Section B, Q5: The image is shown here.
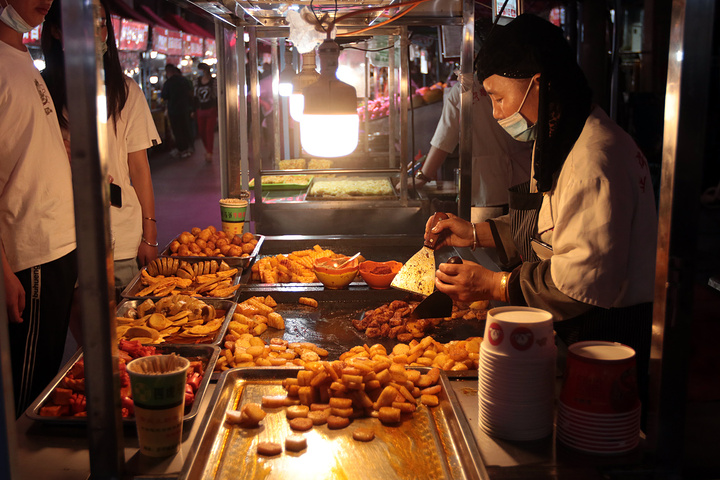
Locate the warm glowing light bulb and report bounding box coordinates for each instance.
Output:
[289,93,304,121]
[300,114,359,157]
[278,82,293,97]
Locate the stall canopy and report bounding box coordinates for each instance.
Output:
[167,13,214,39]
[139,4,178,31]
[106,0,153,25]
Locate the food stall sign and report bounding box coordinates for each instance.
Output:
[22,25,41,45]
[183,33,203,57]
[111,15,121,39]
[118,18,149,51]
[153,26,183,55]
[494,0,519,20]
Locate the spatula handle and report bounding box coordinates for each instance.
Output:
[424,212,449,250]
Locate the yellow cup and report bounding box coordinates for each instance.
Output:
[126,355,190,457]
[219,198,248,236]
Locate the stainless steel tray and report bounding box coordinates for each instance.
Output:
[305,176,397,201]
[121,260,243,301]
[180,368,484,480]
[160,234,265,270]
[25,344,220,426]
[117,298,237,346]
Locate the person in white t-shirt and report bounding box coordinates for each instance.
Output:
[0,0,78,417]
[410,78,532,222]
[42,0,160,303]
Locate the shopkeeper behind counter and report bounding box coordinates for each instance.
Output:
[426,14,657,392]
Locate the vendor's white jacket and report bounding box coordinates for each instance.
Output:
[534,106,657,309]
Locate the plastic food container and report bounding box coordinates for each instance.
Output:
[313,256,360,289]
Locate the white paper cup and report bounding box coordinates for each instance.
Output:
[483,307,554,356]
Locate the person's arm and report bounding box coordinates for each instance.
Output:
[1,243,24,323]
[512,260,594,321]
[397,146,449,191]
[127,150,157,266]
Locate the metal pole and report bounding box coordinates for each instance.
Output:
[238,26,250,193]
[399,27,409,208]
[388,36,396,170]
[62,0,124,477]
[458,0,474,221]
[248,27,263,204]
[216,20,230,198]
[271,39,281,168]
[648,1,715,476]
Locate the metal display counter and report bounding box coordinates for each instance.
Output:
[14,238,650,479]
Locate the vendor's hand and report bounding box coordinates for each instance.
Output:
[435,260,506,303]
[137,242,158,267]
[424,213,474,250]
[4,270,25,323]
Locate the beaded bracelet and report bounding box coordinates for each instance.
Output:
[141,237,159,247]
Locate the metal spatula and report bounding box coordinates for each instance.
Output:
[391,212,449,296]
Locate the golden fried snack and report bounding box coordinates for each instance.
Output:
[256,442,282,456]
[169,226,257,259]
[298,297,318,308]
[250,245,339,284]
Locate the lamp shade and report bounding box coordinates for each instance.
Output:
[299,39,359,157]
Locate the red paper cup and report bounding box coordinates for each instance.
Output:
[560,341,639,415]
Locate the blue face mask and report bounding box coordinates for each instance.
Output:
[0,4,33,34]
[497,77,537,142]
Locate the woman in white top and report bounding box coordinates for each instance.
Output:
[42,0,160,299]
[426,15,657,399]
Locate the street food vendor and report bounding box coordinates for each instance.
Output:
[426,14,657,370]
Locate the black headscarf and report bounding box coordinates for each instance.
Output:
[475,14,592,193]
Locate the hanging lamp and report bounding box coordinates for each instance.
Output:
[278,47,295,97]
[299,38,359,157]
[288,51,320,122]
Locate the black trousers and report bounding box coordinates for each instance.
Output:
[167,111,193,152]
[9,250,77,418]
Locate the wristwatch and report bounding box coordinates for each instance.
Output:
[415,170,432,182]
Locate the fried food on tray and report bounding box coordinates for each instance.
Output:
[137,261,239,299]
[167,226,258,258]
[354,299,488,342]
[116,295,224,345]
[250,245,340,284]
[340,337,482,372]
[298,297,318,308]
[276,357,443,429]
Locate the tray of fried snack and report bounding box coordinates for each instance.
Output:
[161,226,264,270]
[121,258,242,300]
[179,360,484,480]
[248,244,363,285]
[116,296,237,346]
[26,342,219,426]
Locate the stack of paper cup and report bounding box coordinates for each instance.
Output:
[557,341,641,454]
[478,306,556,441]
